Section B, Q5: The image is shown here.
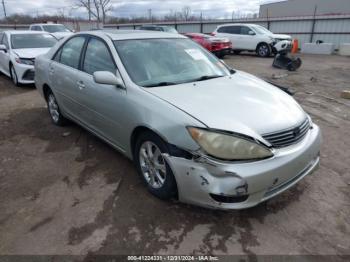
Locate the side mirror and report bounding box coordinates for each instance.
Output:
[248,31,255,36]
[0,44,7,53]
[93,71,124,88]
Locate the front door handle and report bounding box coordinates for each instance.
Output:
[77,80,86,90]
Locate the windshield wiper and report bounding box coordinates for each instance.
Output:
[192,75,224,82]
[143,82,177,87]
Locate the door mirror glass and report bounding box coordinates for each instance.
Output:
[248,30,255,35]
[93,71,124,87]
[0,44,7,52]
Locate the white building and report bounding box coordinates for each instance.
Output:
[260,0,350,18]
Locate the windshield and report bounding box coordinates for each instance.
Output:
[11,34,57,49]
[42,25,71,33]
[252,25,273,35]
[114,38,230,87]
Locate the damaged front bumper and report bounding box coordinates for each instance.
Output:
[164,124,321,210]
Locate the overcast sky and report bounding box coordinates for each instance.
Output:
[2,0,281,19]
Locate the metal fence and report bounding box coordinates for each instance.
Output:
[104,14,350,48]
[1,14,350,48]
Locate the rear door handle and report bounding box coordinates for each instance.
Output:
[77,80,86,90]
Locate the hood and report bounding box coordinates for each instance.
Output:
[272,34,292,40]
[146,71,306,139]
[13,48,51,59]
[51,32,73,40]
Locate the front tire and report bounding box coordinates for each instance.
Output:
[45,89,68,126]
[256,43,271,57]
[134,131,178,200]
[10,64,20,87]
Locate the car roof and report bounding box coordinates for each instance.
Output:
[79,30,185,40]
[3,30,53,35]
[140,25,170,28]
[217,23,258,28]
[31,23,64,26]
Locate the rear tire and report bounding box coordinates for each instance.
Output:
[233,50,241,55]
[134,131,178,200]
[45,89,68,126]
[256,43,271,57]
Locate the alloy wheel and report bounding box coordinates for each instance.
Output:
[139,141,167,189]
[48,94,60,123]
[258,45,269,57]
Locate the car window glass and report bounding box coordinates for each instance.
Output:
[230,26,241,34]
[53,48,62,62]
[59,36,85,69]
[218,26,240,34]
[2,35,9,49]
[83,38,116,75]
[0,33,3,44]
[240,26,251,35]
[217,26,228,33]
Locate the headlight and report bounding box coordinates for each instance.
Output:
[15,58,34,65]
[187,127,273,161]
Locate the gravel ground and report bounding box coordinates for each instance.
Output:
[0,53,349,259]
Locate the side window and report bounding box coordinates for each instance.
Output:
[229,26,240,34]
[240,26,251,35]
[218,26,240,34]
[0,33,3,44]
[2,35,9,49]
[83,38,116,75]
[59,36,86,69]
[217,26,229,33]
[53,48,62,62]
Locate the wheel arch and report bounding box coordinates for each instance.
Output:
[130,126,168,157]
[130,125,193,160]
[42,84,52,101]
[256,42,270,52]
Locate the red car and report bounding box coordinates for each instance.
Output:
[184,33,232,58]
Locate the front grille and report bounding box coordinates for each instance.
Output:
[22,70,35,80]
[209,193,249,203]
[262,118,311,148]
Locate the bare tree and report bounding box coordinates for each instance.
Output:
[99,0,112,24]
[75,0,112,23]
[182,6,191,21]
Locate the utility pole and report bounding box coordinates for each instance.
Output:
[2,0,7,18]
[88,0,91,21]
[148,9,152,23]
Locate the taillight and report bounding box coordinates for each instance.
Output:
[211,42,226,51]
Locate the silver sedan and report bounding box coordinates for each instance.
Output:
[35,31,321,209]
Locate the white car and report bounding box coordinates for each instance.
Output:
[29,23,73,40]
[0,31,57,86]
[212,23,292,57]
